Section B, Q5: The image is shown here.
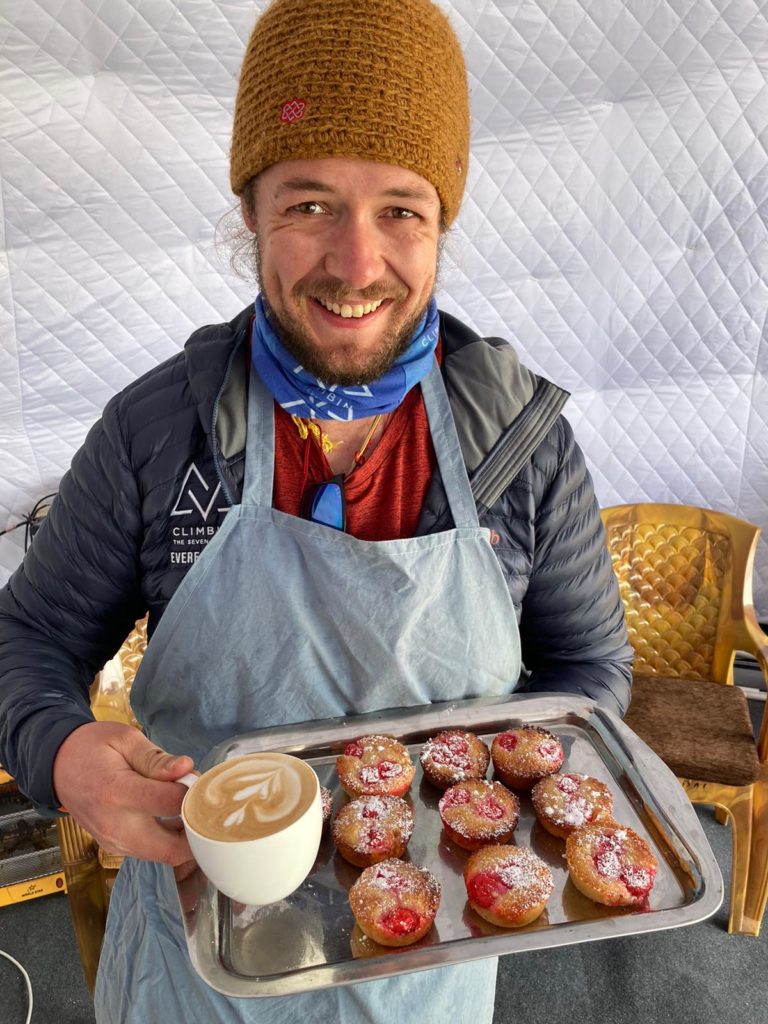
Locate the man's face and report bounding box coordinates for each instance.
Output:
[242,158,442,386]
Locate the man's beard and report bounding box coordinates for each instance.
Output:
[256,253,433,386]
[266,297,430,386]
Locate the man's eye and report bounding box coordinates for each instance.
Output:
[291,201,325,215]
[389,207,416,220]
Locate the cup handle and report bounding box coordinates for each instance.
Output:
[176,773,199,790]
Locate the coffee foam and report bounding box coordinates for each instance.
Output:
[184,753,317,842]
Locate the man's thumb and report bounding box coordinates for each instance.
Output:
[124,733,194,780]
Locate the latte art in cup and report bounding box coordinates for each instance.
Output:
[183,752,318,842]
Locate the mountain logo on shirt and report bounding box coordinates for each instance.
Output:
[170,462,228,523]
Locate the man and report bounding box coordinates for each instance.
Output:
[0,0,632,1020]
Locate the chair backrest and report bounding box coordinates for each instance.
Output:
[600,503,763,684]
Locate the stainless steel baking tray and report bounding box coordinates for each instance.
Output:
[176,694,723,997]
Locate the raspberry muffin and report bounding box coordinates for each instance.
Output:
[419,730,490,790]
[336,735,415,798]
[531,773,613,839]
[320,785,333,830]
[566,822,658,907]
[491,726,564,789]
[349,859,441,947]
[464,845,554,927]
[332,795,414,867]
[438,780,519,850]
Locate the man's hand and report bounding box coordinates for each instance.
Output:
[52,721,195,866]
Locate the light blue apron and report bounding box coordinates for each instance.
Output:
[95,358,521,1023]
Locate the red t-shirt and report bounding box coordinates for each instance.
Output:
[272,367,438,541]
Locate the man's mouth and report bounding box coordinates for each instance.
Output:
[313,297,386,319]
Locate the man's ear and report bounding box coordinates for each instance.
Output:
[240,193,257,233]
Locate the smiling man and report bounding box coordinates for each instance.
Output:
[0,1,632,1022]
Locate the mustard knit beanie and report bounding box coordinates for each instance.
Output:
[230,0,470,226]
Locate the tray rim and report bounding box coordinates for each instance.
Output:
[179,693,724,997]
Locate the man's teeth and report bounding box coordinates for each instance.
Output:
[318,298,385,318]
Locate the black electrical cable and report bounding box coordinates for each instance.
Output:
[0,494,58,552]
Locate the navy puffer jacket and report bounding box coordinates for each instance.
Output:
[0,307,632,809]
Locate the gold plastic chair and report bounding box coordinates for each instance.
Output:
[56,615,148,992]
[601,503,768,935]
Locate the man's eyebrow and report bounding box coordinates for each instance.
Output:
[273,178,336,197]
[273,179,437,205]
[381,186,438,205]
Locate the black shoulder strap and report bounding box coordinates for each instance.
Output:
[469,377,569,511]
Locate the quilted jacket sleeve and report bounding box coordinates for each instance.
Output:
[517,417,633,716]
[0,397,145,810]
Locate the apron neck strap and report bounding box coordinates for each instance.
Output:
[243,359,480,529]
[420,359,479,529]
[243,364,275,506]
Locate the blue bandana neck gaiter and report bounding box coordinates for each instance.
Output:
[250,294,439,421]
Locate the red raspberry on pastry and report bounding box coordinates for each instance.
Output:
[463,845,554,927]
[336,735,415,798]
[348,859,440,947]
[490,726,564,789]
[438,780,520,850]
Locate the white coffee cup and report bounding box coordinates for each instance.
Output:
[179,752,322,905]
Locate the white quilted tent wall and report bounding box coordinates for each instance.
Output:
[1,0,767,616]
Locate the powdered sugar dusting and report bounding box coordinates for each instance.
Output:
[625,866,651,889]
[348,797,412,838]
[533,773,613,835]
[364,860,440,904]
[595,836,624,880]
[562,796,592,827]
[557,775,580,794]
[359,762,403,785]
[537,741,562,762]
[370,861,414,893]
[421,732,471,771]
[498,861,534,890]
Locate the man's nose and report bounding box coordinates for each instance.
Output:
[323,216,386,290]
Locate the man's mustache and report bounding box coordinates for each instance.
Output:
[293,279,408,305]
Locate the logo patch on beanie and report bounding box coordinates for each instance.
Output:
[280,98,307,124]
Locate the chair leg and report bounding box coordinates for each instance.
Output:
[682,780,753,934]
[56,817,110,994]
[722,787,754,934]
[740,773,768,937]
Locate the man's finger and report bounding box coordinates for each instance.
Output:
[103,772,191,819]
[97,815,193,866]
[173,858,198,884]
[157,815,185,833]
[115,729,194,782]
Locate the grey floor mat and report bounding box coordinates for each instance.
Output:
[493,805,765,1024]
